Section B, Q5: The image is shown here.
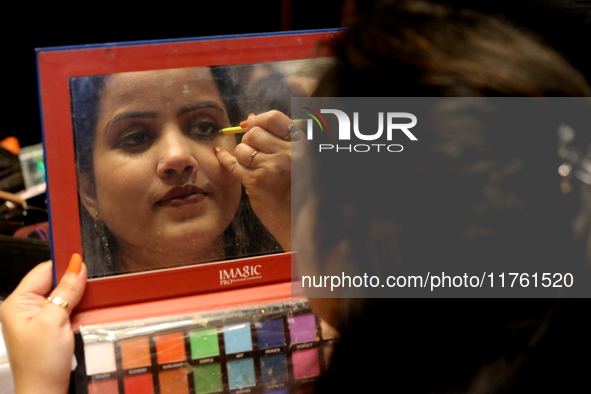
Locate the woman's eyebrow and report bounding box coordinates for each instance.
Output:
[102,111,158,136]
[178,101,226,117]
[101,101,226,135]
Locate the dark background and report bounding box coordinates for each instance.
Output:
[5,1,349,149]
[6,1,589,150]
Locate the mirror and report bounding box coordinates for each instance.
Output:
[37,31,340,310]
[69,59,333,278]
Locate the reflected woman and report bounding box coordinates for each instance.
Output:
[71,67,292,277]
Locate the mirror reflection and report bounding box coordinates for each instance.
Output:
[70,59,332,278]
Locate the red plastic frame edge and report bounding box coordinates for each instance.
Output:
[71,281,304,328]
[37,30,339,311]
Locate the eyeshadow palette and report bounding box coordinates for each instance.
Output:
[73,300,338,394]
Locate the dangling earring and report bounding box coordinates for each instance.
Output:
[558,164,573,194]
[558,124,575,194]
[557,123,591,194]
[94,212,113,267]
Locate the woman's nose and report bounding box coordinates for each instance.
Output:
[157,128,198,178]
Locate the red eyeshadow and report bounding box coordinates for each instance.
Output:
[124,374,154,394]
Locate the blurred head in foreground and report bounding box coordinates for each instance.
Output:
[294,1,591,392]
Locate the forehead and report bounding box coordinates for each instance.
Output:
[99,68,222,112]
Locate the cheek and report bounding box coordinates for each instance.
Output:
[220,170,243,214]
[93,154,152,207]
[219,135,238,152]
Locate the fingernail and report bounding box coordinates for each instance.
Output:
[67,253,82,274]
[239,113,256,129]
[214,146,221,153]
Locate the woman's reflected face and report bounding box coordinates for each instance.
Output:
[89,68,242,269]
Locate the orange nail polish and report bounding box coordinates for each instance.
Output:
[214,146,221,153]
[239,113,256,129]
[67,253,82,274]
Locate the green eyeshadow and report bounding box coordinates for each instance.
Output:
[192,363,223,394]
[189,327,220,360]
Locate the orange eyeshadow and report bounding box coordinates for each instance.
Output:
[154,332,186,365]
[120,336,152,370]
[158,368,189,394]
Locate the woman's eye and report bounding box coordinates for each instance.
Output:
[114,129,152,149]
[188,121,219,139]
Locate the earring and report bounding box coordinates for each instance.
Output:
[558,124,576,194]
[94,212,113,267]
[557,123,591,194]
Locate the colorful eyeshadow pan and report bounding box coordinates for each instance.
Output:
[124,373,154,394]
[189,327,220,360]
[288,313,317,344]
[88,379,118,394]
[193,363,223,394]
[155,332,186,364]
[292,348,320,379]
[227,358,256,389]
[80,302,332,394]
[120,336,151,369]
[260,354,288,384]
[84,342,117,375]
[223,323,253,354]
[159,368,189,394]
[256,318,285,349]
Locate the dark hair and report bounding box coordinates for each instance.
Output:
[315,1,590,98]
[305,1,591,392]
[70,67,281,277]
[308,0,591,286]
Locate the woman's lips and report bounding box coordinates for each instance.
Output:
[156,185,207,207]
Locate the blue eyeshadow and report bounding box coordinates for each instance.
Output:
[255,318,285,349]
[227,358,256,390]
[223,323,253,354]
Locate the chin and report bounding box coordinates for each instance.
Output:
[151,223,226,250]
